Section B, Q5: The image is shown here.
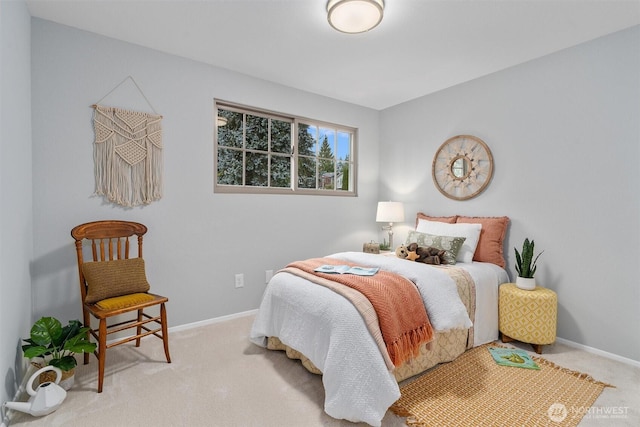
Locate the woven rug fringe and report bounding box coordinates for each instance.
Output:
[532,355,615,388]
[492,343,616,388]
[388,405,425,427]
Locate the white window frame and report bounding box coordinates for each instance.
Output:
[214,100,358,196]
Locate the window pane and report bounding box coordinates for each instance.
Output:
[319,164,337,190]
[246,152,268,186]
[338,161,350,191]
[298,157,316,189]
[246,114,268,151]
[271,155,291,187]
[319,128,335,158]
[337,131,351,162]
[217,148,243,185]
[318,132,335,177]
[217,110,243,148]
[298,123,316,156]
[271,119,291,154]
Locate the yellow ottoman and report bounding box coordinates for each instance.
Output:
[499,283,557,354]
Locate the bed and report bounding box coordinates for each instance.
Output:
[250,214,510,426]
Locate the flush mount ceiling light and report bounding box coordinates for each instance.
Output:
[327,0,384,34]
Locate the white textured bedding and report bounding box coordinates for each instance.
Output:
[249,252,509,426]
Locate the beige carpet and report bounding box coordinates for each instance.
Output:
[5,313,639,427]
[390,344,613,427]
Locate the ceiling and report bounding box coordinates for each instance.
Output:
[26,0,640,110]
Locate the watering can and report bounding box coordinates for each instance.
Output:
[3,365,67,416]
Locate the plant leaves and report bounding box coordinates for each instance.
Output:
[49,355,77,371]
[57,319,83,347]
[22,345,50,359]
[63,332,96,354]
[30,317,62,347]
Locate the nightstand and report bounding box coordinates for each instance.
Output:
[498,283,557,354]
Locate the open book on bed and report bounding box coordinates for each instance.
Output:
[313,264,380,276]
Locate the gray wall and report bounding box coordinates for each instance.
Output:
[1,13,638,409]
[29,19,381,329]
[0,0,33,413]
[379,26,640,362]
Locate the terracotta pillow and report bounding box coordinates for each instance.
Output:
[82,258,150,304]
[415,212,458,228]
[456,216,509,268]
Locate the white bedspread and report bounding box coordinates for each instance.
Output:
[250,252,479,426]
[334,252,473,328]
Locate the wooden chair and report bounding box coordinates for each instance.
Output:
[71,220,171,392]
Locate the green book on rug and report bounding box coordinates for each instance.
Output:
[488,347,540,370]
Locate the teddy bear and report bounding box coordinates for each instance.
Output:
[396,243,425,262]
[395,244,407,258]
[401,242,447,265]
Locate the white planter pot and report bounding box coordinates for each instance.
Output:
[516,277,536,290]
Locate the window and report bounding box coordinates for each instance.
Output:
[215,100,357,196]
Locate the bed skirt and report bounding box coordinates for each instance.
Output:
[266,264,476,382]
[268,327,469,382]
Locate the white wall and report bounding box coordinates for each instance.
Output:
[0,0,33,412]
[4,19,637,408]
[30,19,381,329]
[379,26,640,362]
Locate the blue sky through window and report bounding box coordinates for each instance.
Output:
[306,126,351,161]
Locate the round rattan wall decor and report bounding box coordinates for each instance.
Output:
[432,135,494,201]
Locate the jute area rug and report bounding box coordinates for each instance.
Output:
[390,343,614,427]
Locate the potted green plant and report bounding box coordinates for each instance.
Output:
[22,317,96,390]
[514,238,543,290]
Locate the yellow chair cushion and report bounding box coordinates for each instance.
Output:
[95,292,156,310]
[82,258,150,303]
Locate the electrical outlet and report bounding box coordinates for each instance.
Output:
[235,273,244,288]
[265,270,273,283]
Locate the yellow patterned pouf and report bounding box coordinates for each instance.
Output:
[499,283,557,354]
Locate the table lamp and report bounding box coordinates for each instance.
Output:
[376,201,405,250]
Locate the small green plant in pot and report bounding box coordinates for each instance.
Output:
[22,317,96,389]
[514,238,543,290]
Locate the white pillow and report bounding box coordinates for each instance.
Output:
[416,220,482,263]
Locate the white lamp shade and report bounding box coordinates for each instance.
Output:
[376,201,405,223]
[327,0,384,34]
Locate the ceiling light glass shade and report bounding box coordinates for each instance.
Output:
[327,0,384,34]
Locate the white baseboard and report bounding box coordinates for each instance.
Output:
[555,337,640,368]
[97,309,257,348]
[168,309,258,334]
[2,358,39,426]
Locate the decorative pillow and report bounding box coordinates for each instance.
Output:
[82,258,150,304]
[415,212,457,228]
[405,230,466,265]
[416,220,482,263]
[456,216,510,268]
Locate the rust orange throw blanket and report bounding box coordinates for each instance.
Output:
[286,257,433,366]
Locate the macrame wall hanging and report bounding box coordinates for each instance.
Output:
[92,77,163,207]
